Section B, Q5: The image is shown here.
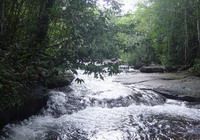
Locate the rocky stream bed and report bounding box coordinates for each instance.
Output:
[1,70,200,140]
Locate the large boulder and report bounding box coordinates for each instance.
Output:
[140,65,165,73]
[165,66,179,72]
[0,71,75,129]
[115,71,200,103]
[134,63,145,69]
[153,88,200,102]
[46,71,75,89]
[0,86,48,130]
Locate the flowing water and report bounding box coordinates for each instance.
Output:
[1,71,200,140]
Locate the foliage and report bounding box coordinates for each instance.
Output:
[133,0,200,66]
[190,59,200,76]
[112,13,158,66]
[0,0,121,109]
[114,0,200,70]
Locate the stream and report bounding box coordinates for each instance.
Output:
[1,71,200,140]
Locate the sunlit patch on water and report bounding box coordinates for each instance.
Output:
[1,71,200,140]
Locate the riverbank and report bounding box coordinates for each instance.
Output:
[115,71,200,102]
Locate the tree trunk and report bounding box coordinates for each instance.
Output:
[27,0,55,76]
[29,0,55,60]
[0,0,5,36]
[168,10,174,60]
[33,0,55,45]
[184,5,189,64]
[197,0,200,57]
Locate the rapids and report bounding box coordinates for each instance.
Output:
[1,71,200,140]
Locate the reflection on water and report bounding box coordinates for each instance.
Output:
[1,71,200,140]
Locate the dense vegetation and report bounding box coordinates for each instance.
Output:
[0,0,200,118]
[113,0,200,73]
[0,0,119,110]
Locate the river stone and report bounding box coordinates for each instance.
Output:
[140,65,165,73]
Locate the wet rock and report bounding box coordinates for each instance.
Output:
[0,86,48,130]
[44,91,86,117]
[46,71,74,89]
[119,65,129,72]
[85,89,166,108]
[115,72,200,102]
[165,66,179,72]
[0,72,74,129]
[165,65,191,72]
[134,63,145,69]
[152,88,200,102]
[178,65,191,71]
[185,102,200,109]
[140,65,165,73]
